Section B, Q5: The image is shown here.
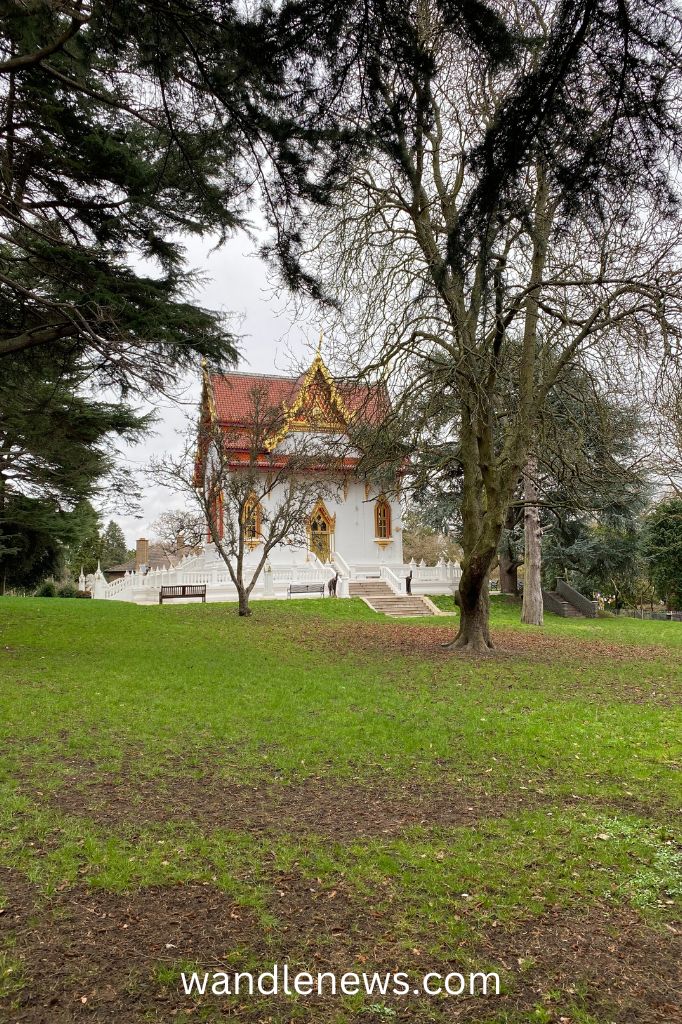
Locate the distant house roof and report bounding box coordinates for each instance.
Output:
[107,544,178,574]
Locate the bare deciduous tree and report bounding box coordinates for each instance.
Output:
[299,1,682,651]
[151,384,340,616]
[151,509,206,555]
[521,458,543,626]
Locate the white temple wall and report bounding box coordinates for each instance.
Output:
[228,474,404,567]
[333,481,404,566]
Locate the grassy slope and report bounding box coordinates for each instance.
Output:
[0,596,680,1022]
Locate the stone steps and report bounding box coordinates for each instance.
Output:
[349,580,433,617]
[545,592,583,616]
[371,604,433,617]
[349,581,392,594]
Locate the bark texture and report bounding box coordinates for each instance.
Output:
[499,556,519,594]
[449,577,493,652]
[521,458,544,625]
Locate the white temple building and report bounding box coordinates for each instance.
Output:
[89,352,460,608]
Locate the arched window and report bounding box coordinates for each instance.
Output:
[308,499,335,563]
[242,493,262,547]
[374,496,392,539]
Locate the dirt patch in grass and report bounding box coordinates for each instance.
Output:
[1,866,680,1023]
[0,866,268,1022]
[35,760,548,835]
[291,619,681,706]
[474,905,682,1024]
[0,866,384,1022]
[20,751,672,835]
[300,619,674,664]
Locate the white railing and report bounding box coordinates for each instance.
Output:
[406,559,461,582]
[351,564,383,579]
[272,566,328,584]
[332,551,352,578]
[104,573,134,596]
[100,548,212,598]
[335,559,462,590]
[307,552,330,572]
[402,559,461,594]
[95,548,462,603]
[380,565,405,594]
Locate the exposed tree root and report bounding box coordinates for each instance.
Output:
[442,627,495,655]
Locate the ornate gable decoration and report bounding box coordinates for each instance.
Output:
[264,352,353,452]
[201,357,218,424]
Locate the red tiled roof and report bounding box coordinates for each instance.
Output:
[210,372,300,425]
[194,362,391,481]
[209,370,389,428]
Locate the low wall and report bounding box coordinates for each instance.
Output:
[557,579,598,618]
[93,553,464,605]
[542,590,567,616]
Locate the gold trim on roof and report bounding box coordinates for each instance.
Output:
[195,360,218,483]
[201,359,218,424]
[264,350,353,452]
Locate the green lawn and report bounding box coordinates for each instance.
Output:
[0,596,680,1023]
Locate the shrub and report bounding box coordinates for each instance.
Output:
[76,590,92,599]
[35,580,57,597]
[57,581,79,598]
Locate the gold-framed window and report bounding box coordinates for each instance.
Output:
[243,493,262,546]
[374,496,392,539]
[307,499,335,563]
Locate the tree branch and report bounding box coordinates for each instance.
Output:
[0,14,89,75]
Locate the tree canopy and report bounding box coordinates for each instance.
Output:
[0,344,146,587]
[100,520,127,569]
[298,0,682,649]
[0,0,355,576]
[0,0,355,387]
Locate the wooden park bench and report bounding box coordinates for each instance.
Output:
[159,584,207,604]
[287,582,325,599]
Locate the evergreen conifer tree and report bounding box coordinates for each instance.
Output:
[100,521,127,569]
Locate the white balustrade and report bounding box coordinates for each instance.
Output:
[332,551,352,578]
[380,565,404,594]
[96,545,461,604]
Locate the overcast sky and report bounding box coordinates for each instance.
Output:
[110,234,318,546]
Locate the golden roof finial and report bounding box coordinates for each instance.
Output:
[316,330,324,357]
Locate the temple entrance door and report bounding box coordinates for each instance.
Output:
[310,502,333,563]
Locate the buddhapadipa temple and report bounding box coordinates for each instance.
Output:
[87,351,460,608]
[201,350,403,571]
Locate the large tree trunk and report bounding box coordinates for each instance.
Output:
[521,459,543,625]
[444,403,502,654]
[452,568,493,652]
[515,168,550,625]
[443,166,550,654]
